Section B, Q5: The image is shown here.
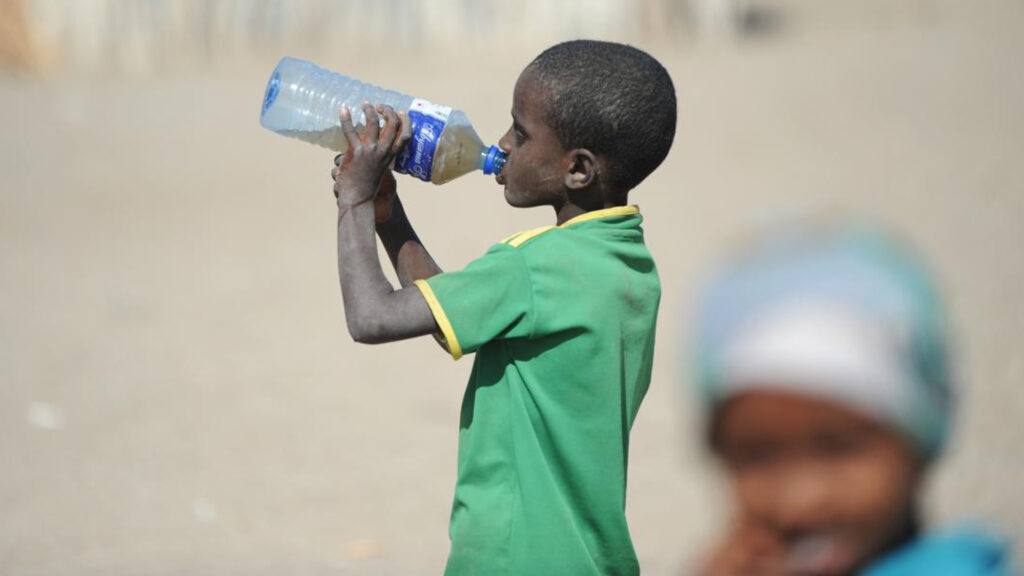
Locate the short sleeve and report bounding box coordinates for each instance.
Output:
[414,243,534,360]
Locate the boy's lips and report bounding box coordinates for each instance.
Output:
[784,533,855,576]
[495,170,506,185]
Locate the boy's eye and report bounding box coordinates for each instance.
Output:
[513,125,527,143]
[725,441,780,471]
[812,430,868,458]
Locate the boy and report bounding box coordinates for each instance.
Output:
[691,220,1009,575]
[329,41,676,575]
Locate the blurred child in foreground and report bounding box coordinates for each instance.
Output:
[690,219,1010,575]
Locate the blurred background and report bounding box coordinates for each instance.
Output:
[1,0,1022,574]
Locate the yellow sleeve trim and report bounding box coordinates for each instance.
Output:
[559,205,639,228]
[414,279,463,361]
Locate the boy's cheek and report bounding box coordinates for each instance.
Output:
[840,446,917,530]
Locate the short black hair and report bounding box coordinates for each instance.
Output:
[529,40,677,192]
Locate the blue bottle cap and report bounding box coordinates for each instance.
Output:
[262,69,281,117]
[483,146,507,175]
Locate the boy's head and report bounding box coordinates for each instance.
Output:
[693,218,954,575]
[497,40,676,208]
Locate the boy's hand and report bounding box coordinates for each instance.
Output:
[698,519,785,576]
[331,102,411,209]
[332,161,398,225]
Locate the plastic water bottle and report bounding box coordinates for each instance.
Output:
[260,57,506,185]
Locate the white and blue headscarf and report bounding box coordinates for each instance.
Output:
[694,220,955,461]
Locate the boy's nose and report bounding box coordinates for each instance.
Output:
[772,468,833,531]
[497,129,512,153]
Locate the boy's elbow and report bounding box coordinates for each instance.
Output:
[345,312,386,344]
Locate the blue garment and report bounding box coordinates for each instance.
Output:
[863,529,1010,576]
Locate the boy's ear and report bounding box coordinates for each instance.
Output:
[564,149,598,190]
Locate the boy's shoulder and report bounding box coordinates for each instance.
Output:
[864,528,1009,576]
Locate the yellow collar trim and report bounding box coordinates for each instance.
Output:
[503,225,556,248]
[501,206,640,248]
[559,205,639,228]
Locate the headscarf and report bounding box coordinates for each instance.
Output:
[694,219,954,461]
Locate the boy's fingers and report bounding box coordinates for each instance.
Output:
[378,105,399,151]
[394,111,413,153]
[332,155,345,180]
[362,101,379,146]
[339,107,360,151]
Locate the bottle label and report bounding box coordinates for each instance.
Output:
[395,99,452,182]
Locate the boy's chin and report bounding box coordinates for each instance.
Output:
[503,187,557,209]
[503,188,534,208]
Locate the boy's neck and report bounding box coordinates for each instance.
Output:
[554,194,629,226]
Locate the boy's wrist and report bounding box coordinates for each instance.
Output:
[336,195,376,222]
[335,179,376,205]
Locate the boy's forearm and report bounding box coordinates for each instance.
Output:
[336,194,436,343]
[376,197,443,286]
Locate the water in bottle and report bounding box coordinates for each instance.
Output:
[260,57,506,185]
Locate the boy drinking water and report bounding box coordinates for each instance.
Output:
[329,40,676,575]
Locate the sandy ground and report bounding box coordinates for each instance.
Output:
[2,5,1023,575]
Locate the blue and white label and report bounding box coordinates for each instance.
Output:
[395,99,451,182]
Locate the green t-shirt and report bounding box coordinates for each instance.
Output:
[414,205,660,576]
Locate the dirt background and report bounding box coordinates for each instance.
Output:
[1,1,1022,574]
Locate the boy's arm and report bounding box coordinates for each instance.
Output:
[332,103,438,344]
[373,173,443,287]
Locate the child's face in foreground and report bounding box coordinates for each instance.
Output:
[712,391,920,576]
[496,66,571,208]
